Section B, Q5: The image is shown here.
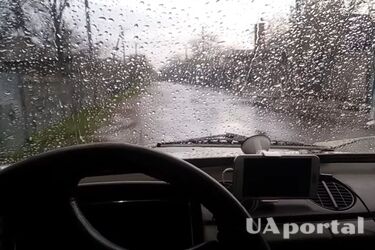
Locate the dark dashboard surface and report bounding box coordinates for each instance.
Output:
[77,153,375,249]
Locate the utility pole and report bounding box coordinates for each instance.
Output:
[120,26,126,62]
[84,0,96,106]
[113,26,126,63]
[122,41,126,62]
[201,26,205,52]
[84,0,94,58]
[185,45,188,60]
[134,42,138,55]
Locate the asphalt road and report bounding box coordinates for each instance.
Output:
[96,81,375,147]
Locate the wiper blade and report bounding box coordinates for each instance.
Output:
[271,139,334,151]
[315,136,375,150]
[156,133,246,147]
[271,139,315,147]
[156,133,334,151]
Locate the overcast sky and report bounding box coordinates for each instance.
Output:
[67,0,295,67]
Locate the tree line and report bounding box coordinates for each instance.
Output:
[0,0,155,86]
[160,0,375,108]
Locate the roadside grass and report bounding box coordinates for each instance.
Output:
[7,85,143,163]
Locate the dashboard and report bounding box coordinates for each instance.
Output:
[77,153,375,249]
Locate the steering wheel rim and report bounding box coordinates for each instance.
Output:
[0,143,269,250]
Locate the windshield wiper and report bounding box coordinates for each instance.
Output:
[315,135,375,150]
[155,133,334,151]
[155,133,246,147]
[270,139,334,151]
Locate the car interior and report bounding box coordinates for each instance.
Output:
[0,143,375,250]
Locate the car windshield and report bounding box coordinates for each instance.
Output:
[1,0,375,164]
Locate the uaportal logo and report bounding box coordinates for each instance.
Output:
[247,217,364,239]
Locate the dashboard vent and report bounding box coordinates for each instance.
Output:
[311,178,355,211]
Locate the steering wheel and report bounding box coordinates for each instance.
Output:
[0,143,269,250]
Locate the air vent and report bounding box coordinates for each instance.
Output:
[311,178,355,211]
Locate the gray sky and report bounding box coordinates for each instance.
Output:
[67,0,295,67]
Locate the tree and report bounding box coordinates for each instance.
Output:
[0,0,73,66]
[259,0,371,100]
[189,28,222,59]
[0,0,35,42]
[45,0,70,64]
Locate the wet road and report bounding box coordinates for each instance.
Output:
[97,81,375,146]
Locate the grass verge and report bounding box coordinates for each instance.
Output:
[5,85,143,163]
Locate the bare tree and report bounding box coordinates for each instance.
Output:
[0,0,28,40]
[46,0,70,64]
[189,28,222,58]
